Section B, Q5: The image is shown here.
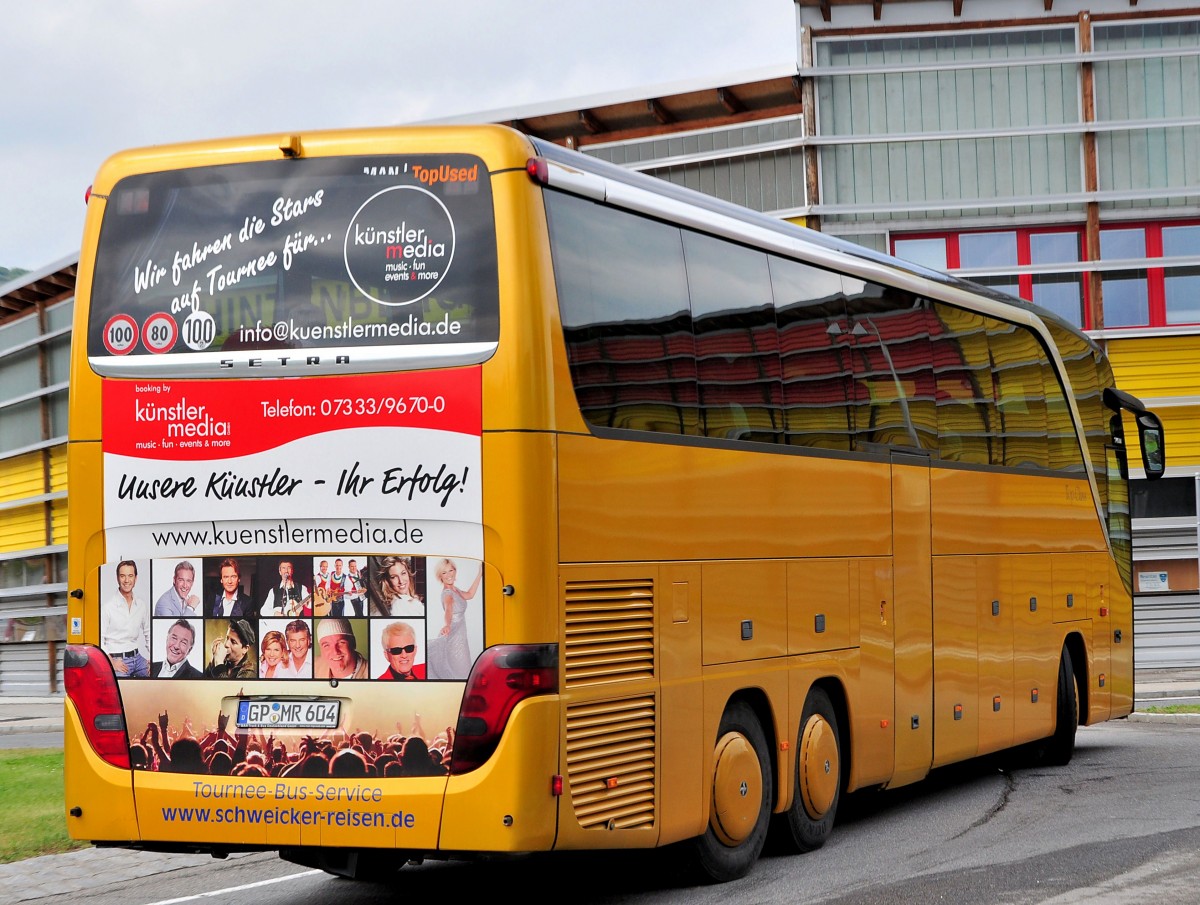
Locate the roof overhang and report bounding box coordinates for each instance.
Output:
[0,253,78,321]
[421,62,803,147]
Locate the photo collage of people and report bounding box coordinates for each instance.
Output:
[99,554,484,683]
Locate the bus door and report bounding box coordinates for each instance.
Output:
[888,450,934,788]
[844,293,937,788]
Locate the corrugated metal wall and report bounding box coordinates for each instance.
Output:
[1136,592,1200,668]
[0,643,62,695]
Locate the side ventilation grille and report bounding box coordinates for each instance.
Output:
[563,578,655,687]
[566,695,656,830]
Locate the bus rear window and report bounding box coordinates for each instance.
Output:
[87,155,499,377]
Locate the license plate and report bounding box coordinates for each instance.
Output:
[236,698,341,729]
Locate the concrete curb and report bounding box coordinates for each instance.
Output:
[1127,711,1200,725]
[0,722,61,736]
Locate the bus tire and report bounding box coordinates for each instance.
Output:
[1044,645,1079,766]
[779,687,841,852]
[688,701,773,883]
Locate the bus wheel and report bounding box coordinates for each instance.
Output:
[689,701,772,883]
[1044,645,1079,766]
[782,687,841,852]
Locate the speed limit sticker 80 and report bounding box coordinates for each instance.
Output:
[142,312,178,354]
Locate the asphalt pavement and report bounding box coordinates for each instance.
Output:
[3,669,1200,903]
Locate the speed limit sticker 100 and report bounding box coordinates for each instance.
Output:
[102,313,139,356]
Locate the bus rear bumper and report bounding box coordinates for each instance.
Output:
[64,699,139,842]
[439,696,560,852]
[66,696,561,856]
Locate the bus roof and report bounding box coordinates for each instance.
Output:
[528,136,1101,358]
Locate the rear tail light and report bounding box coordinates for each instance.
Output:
[64,644,130,769]
[449,644,557,775]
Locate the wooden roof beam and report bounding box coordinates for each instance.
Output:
[578,109,604,134]
[819,0,831,22]
[954,0,964,14]
[40,273,74,292]
[6,287,42,305]
[717,87,746,115]
[873,0,883,19]
[646,98,675,126]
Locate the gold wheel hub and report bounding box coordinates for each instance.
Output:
[799,714,838,820]
[710,730,763,846]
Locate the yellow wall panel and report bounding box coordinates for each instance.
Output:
[0,453,46,503]
[48,443,68,492]
[0,503,47,553]
[0,446,67,553]
[51,497,68,546]
[1108,336,1200,399]
[1150,406,1200,468]
[1107,337,1200,467]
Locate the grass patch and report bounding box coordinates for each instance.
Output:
[1140,704,1200,714]
[0,750,88,863]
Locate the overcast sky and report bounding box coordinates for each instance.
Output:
[3,0,797,271]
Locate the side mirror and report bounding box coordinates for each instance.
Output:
[1103,387,1166,480]
[1137,412,1165,478]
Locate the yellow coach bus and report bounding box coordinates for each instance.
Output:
[65,124,1165,883]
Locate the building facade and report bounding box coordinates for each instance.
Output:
[462,0,1200,666]
[0,258,73,692]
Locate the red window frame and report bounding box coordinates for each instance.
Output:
[892,220,1200,330]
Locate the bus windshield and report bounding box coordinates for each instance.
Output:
[88,154,499,377]
[75,144,501,786]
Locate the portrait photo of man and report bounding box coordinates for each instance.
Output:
[150,618,202,679]
[261,559,308,617]
[207,558,252,619]
[375,620,426,681]
[314,617,369,680]
[101,559,150,678]
[153,560,202,617]
[283,619,314,678]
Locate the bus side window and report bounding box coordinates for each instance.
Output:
[987,319,1049,470]
[1044,363,1086,475]
[683,232,782,444]
[770,257,855,452]
[843,285,938,453]
[931,303,993,466]
[547,191,701,437]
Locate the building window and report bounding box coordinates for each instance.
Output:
[958,231,1019,297]
[892,237,947,271]
[1029,231,1084,326]
[1162,224,1200,325]
[893,220,1200,330]
[1099,228,1149,327]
